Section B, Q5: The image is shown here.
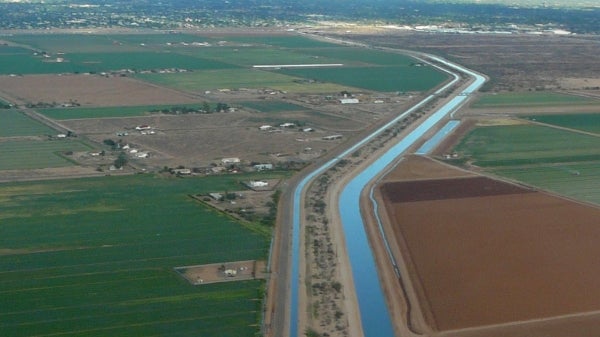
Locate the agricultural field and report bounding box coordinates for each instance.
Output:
[136,68,356,94]
[0,110,55,136]
[524,112,600,134]
[449,123,600,204]
[494,162,600,204]
[1,33,447,94]
[471,91,597,108]
[0,139,92,170]
[4,34,146,53]
[297,47,418,66]
[241,100,306,113]
[277,66,447,92]
[453,124,600,167]
[39,103,215,120]
[221,35,339,48]
[0,173,273,337]
[177,46,346,67]
[0,74,203,107]
[380,168,600,335]
[0,51,236,75]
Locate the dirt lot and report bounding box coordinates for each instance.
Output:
[376,157,600,336]
[175,260,267,285]
[61,107,368,168]
[0,74,201,106]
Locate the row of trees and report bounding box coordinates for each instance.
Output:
[149,102,231,115]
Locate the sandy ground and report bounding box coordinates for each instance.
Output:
[371,156,600,337]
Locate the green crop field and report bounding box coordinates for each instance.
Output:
[278,65,447,92]
[472,92,597,108]
[67,51,237,72]
[0,54,75,74]
[113,33,218,47]
[137,68,355,93]
[5,34,145,53]
[454,124,600,167]
[450,123,600,204]
[0,45,30,55]
[301,47,417,66]
[40,103,216,120]
[0,174,273,337]
[224,35,338,48]
[0,139,92,170]
[524,113,600,134]
[0,52,236,75]
[241,100,306,113]
[0,110,55,136]
[493,162,600,204]
[178,46,347,67]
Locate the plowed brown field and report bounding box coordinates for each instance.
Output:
[378,157,600,336]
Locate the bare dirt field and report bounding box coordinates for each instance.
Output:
[61,108,367,168]
[377,157,600,336]
[0,74,201,106]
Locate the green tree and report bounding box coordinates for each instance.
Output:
[202,101,211,113]
[113,152,128,168]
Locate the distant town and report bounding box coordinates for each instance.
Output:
[0,0,598,34]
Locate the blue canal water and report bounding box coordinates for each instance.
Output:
[289,53,485,337]
[415,120,461,155]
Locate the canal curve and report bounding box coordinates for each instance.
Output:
[289,53,485,337]
[338,58,485,337]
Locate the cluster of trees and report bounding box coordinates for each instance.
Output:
[149,102,231,115]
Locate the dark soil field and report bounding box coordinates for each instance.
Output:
[379,160,600,335]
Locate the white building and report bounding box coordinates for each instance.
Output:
[340,98,359,104]
[221,157,241,165]
[249,180,268,188]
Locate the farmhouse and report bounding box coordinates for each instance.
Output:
[259,125,273,131]
[135,125,152,131]
[279,122,295,128]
